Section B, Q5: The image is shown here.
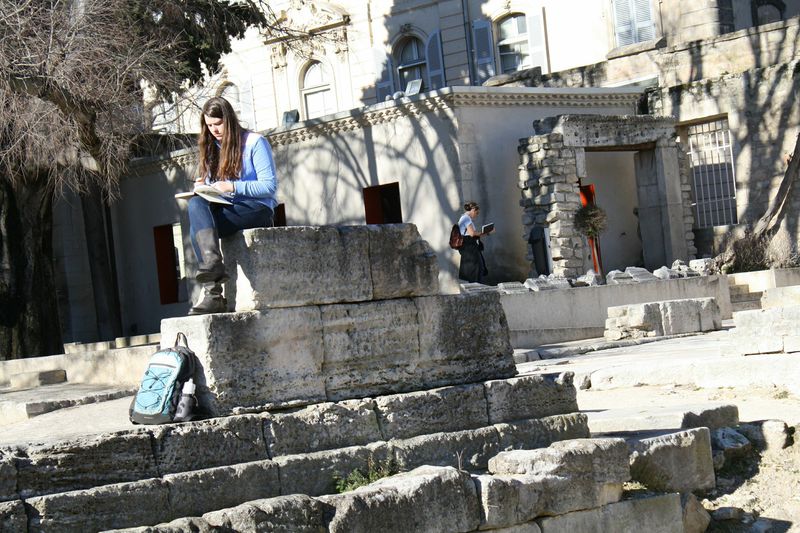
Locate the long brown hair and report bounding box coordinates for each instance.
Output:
[198,96,244,181]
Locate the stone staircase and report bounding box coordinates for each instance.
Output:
[728,281,762,313]
[0,225,720,532]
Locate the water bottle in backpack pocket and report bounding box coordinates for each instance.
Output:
[129,332,199,424]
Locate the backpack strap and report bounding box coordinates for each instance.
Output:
[174,332,189,349]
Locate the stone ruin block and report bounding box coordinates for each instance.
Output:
[161,307,327,415]
[161,293,516,416]
[152,415,267,475]
[162,460,280,519]
[653,266,681,280]
[604,297,721,341]
[222,224,438,311]
[14,431,158,499]
[373,384,489,440]
[605,270,635,284]
[275,443,392,497]
[319,466,481,533]
[628,428,716,493]
[475,439,630,528]
[484,373,578,424]
[264,399,382,457]
[202,494,328,532]
[497,281,531,294]
[26,478,172,533]
[732,305,800,354]
[0,501,26,533]
[536,493,683,533]
[625,266,659,283]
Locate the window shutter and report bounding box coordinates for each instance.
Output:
[426,31,446,90]
[239,78,256,130]
[471,19,495,84]
[613,0,634,47]
[526,10,547,73]
[375,50,394,102]
[633,0,655,41]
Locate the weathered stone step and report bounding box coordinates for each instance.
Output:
[585,402,739,434]
[161,292,516,416]
[730,290,762,303]
[0,373,579,503]
[728,283,751,297]
[731,299,762,313]
[8,413,589,532]
[0,384,137,427]
[104,440,684,533]
[8,370,66,390]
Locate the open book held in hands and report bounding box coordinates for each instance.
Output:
[174,184,233,205]
[482,223,494,234]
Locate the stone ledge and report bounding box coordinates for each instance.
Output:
[222,224,438,311]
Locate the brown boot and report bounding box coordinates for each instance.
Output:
[194,228,229,284]
[188,282,227,315]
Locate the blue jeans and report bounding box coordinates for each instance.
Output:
[188,196,274,263]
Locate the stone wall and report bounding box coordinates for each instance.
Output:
[518,114,695,277]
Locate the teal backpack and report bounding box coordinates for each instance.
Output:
[129,332,198,424]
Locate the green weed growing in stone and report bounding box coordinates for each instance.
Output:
[334,459,398,493]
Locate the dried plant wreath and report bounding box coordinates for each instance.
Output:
[574,204,608,239]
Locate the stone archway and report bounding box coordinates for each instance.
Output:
[518,114,696,278]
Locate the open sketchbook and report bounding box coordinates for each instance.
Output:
[174,185,232,205]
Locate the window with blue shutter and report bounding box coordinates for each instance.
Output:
[375,50,394,103]
[472,19,495,84]
[426,31,445,90]
[613,0,655,47]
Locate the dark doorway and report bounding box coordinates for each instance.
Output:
[153,224,179,305]
[363,182,402,224]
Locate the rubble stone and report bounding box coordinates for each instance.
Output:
[681,493,711,533]
[625,266,660,282]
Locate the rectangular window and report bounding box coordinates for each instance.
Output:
[686,119,738,228]
[613,0,655,47]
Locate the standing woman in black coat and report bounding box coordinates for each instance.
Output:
[457,201,493,282]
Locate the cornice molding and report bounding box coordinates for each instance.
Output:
[128,150,198,176]
[268,89,642,147]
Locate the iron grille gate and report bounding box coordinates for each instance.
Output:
[687,119,738,228]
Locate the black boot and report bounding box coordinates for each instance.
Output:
[195,228,229,283]
[188,281,227,315]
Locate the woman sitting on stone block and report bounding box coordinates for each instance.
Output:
[187,96,279,315]
[457,201,493,283]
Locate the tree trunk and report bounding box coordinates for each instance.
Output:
[81,183,123,341]
[0,173,63,359]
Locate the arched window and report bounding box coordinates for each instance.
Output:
[753,0,784,25]
[497,14,531,74]
[397,37,427,92]
[219,83,241,115]
[302,61,335,119]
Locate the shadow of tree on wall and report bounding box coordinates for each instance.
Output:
[659,17,800,260]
